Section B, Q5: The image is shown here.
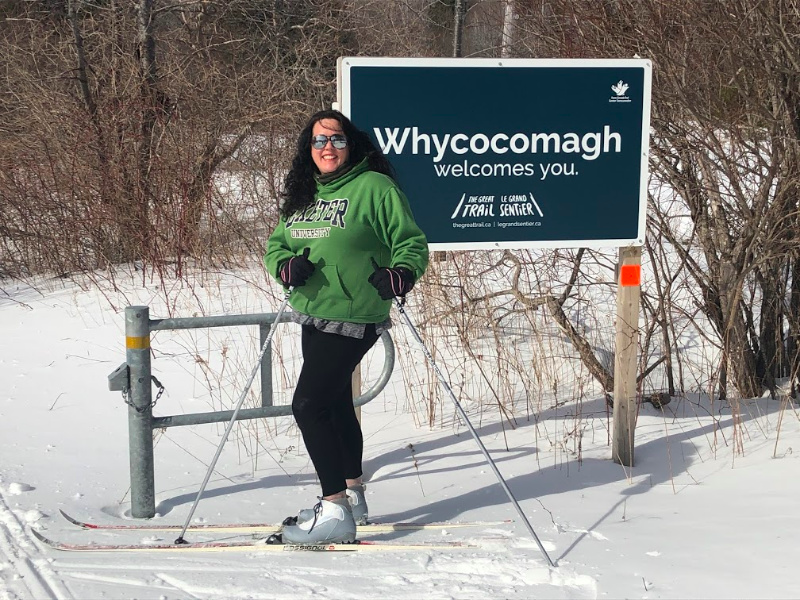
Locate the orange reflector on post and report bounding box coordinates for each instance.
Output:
[620,264,641,287]
[126,336,150,350]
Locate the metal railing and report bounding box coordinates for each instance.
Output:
[110,305,395,518]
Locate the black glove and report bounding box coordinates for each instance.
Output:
[279,248,315,288]
[368,265,415,300]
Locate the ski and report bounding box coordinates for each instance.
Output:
[59,510,510,534]
[31,529,478,553]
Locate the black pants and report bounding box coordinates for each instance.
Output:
[292,324,379,497]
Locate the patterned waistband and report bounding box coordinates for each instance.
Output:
[288,312,392,339]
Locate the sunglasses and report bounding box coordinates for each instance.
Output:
[311,134,348,150]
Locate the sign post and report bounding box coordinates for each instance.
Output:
[613,246,642,467]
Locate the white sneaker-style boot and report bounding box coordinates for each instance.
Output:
[346,484,369,525]
[283,487,367,527]
[281,498,356,544]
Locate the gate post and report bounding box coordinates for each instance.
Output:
[126,306,156,518]
[259,323,273,407]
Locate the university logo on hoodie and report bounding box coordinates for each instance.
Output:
[286,198,350,238]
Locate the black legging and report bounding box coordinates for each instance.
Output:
[291,324,379,497]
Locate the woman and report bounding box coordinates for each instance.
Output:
[265,109,429,544]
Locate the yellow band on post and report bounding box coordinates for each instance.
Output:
[126,336,150,350]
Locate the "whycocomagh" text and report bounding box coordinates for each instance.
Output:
[373,126,622,163]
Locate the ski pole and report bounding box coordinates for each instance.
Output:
[175,286,293,544]
[391,295,556,567]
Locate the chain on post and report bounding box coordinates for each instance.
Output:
[122,376,165,413]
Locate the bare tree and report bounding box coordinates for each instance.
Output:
[0,0,364,277]
[3,0,799,408]
[510,0,800,398]
[501,0,515,58]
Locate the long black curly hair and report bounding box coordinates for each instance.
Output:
[279,109,397,219]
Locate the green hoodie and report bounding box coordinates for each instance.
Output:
[265,159,429,323]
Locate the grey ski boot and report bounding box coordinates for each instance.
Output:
[346,484,369,525]
[280,498,356,545]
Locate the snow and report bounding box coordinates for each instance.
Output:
[1,269,799,600]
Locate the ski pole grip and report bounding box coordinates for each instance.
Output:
[370,257,379,272]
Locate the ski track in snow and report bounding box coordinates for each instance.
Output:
[0,489,72,600]
[5,503,597,600]
[156,573,278,599]
[43,546,598,600]
[64,572,173,592]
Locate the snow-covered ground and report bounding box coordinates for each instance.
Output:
[1,270,798,599]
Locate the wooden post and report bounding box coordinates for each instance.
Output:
[612,246,642,467]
